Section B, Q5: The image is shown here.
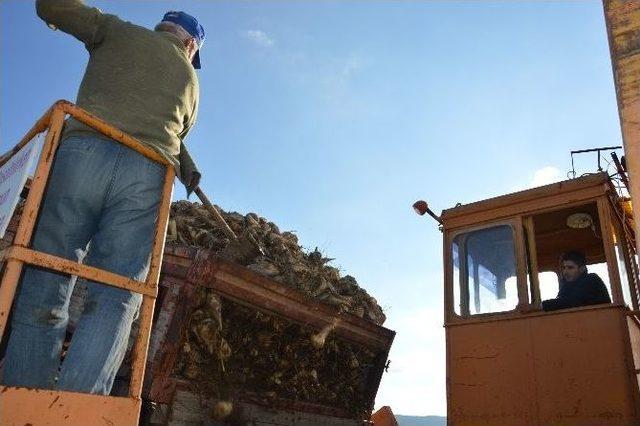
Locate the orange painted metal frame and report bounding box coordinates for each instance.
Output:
[0,100,175,425]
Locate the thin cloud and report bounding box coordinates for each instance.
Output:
[530,166,562,187]
[319,54,367,104]
[243,30,274,47]
[508,165,564,195]
[340,55,363,79]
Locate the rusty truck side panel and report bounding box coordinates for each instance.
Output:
[145,244,395,421]
[447,305,639,425]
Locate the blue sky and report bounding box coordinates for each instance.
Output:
[1,0,622,416]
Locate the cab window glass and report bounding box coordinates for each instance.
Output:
[590,263,614,300]
[452,225,518,315]
[452,242,461,315]
[539,271,559,300]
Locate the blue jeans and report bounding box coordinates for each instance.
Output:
[1,134,165,394]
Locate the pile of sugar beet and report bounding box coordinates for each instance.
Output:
[166,200,386,417]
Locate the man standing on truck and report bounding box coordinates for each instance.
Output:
[1,0,204,395]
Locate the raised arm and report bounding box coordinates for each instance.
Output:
[35,0,110,50]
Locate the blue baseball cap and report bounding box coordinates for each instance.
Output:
[161,11,205,69]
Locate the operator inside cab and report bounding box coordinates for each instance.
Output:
[542,250,612,311]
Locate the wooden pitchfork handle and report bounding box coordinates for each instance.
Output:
[193,186,238,241]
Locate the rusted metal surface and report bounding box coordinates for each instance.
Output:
[603,0,640,256]
[146,274,198,404]
[129,295,157,398]
[0,386,141,425]
[143,277,186,402]
[612,151,631,191]
[447,305,639,425]
[160,245,395,350]
[146,277,186,377]
[144,245,197,404]
[144,243,394,418]
[187,249,395,350]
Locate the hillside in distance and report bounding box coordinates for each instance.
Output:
[396,415,446,426]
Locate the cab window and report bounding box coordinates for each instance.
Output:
[529,202,614,307]
[452,225,519,315]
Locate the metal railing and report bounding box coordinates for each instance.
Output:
[0,100,175,425]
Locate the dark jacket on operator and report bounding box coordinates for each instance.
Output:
[542,272,612,311]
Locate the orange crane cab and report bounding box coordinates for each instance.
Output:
[439,173,640,425]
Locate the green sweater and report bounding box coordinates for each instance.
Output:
[36,0,200,187]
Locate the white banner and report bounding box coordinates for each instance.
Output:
[0,134,43,239]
